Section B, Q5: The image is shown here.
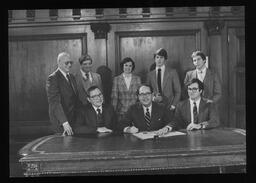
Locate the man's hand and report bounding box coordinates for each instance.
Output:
[186,123,201,131]
[170,105,175,110]
[97,127,113,133]
[206,99,213,103]
[62,122,73,136]
[125,126,139,134]
[155,126,171,136]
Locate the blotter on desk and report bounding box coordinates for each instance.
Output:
[132,131,185,140]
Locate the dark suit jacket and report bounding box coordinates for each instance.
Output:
[75,71,102,106]
[147,67,181,108]
[120,102,173,132]
[74,103,117,134]
[168,98,220,130]
[184,68,222,103]
[46,69,80,133]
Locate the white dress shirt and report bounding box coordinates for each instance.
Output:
[155,65,165,87]
[142,104,152,117]
[189,98,201,124]
[196,67,207,82]
[80,69,92,82]
[92,105,103,114]
[123,73,132,90]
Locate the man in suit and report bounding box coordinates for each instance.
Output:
[46,52,81,136]
[120,84,173,134]
[75,54,102,106]
[74,86,116,134]
[147,48,181,111]
[184,51,221,103]
[157,78,220,135]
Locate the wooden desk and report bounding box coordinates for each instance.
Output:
[18,128,246,176]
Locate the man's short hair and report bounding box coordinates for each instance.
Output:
[136,84,153,96]
[191,51,206,61]
[57,52,70,63]
[120,57,135,72]
[79,54,92,65]
[154,48,168,60]
[187,78,204,92]
[86,85,102,97]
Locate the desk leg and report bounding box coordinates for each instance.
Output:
[219,166,226,174]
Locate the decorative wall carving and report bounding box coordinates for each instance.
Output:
[204,20,225,35]
[90,23,111,39]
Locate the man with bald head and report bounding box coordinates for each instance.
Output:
[46,52,81,136]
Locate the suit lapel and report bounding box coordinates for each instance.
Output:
[185,100,191,124]
[56,70,71,90]
[192,69,197,79]
[198,99,206,122]
[162,68,169,90]
[120,75,128,91]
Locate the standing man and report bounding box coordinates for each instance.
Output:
[46,52,80,136]
[74,86,116,134]
[147,48,181,111]
[75,54,102,106]
[120,84,173,134]
[184,51,221,103]
[157,78,220,135]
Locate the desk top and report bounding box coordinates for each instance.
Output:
[19,128,246,162]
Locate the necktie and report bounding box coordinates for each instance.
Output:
[145,108,151,128]
[66,73,76,95]
[193,102,198,124]
[157,68,162,94]
[85,72,89,80]
[96,108,103,127]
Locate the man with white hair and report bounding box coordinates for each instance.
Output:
[46,52,81,136]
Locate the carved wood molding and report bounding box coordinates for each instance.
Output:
[204,20,225,35]
[90,23,111,39]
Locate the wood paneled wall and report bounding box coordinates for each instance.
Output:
[8,8,245,136]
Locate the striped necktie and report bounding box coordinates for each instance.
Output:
[145,108,151,128]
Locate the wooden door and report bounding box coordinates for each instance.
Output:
[228,27,245,129]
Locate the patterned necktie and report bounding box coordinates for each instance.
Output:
[145,108,151,128]
[66,73,76,95]
[96,108,103,127]
[193,102,198,124]
[157,68,162,94]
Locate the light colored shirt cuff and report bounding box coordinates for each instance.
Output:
[166,125,172,132]
[62,121,69,126]
[123,126,130,133]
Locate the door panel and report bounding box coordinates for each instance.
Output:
[119,34,198,86]
[228,27,245,129]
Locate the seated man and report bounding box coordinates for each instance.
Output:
[120,84,173,134]
[74,86,116,134]
[157,78,220,135]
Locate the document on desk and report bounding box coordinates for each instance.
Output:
[132,131,186,140]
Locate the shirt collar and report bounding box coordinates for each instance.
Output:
[142,104,152,113]
[155,64,165,71]
[122,73,132,78]
[80,69,90,76]
[58,68,68,78]
[196,66,206,74]
[92,105,102,113]
[189,97,201,106]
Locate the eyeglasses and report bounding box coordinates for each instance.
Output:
[188,87,199,92]
[65,61,73,65]
[90,93,103,99]
[138,92,152,97]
